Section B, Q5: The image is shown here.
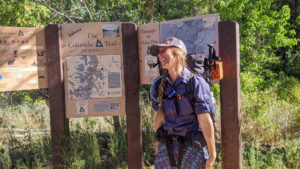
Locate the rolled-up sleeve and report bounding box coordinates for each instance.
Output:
[193,75,211,115]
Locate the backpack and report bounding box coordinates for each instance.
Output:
[186,44,221,85]
[185,44,221,140]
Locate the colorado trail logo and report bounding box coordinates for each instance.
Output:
[18,30,24,36]
[80,107,85,112]
[96,39,103,47]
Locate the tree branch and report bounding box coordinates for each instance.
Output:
[80,0,94,22]
[40,2,86,22]
[45,5,76,23]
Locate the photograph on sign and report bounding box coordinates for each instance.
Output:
[66,55,122,99]
[102,24,120,37]
[0,27,47,91]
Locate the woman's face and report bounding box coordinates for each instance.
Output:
[157,47,177,70]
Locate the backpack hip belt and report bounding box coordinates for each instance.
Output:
[155,127,206,168]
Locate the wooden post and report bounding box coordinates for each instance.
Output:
[122,23,143,169]
[219,21,242,169]
[45,24,69,169]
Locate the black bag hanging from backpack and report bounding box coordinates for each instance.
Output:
[186,44,220,85]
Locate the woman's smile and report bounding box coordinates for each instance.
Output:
[158,47,176,70]
[160,58,168,66]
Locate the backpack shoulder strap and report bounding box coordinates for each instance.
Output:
[186,74,221,140]
[186,75,196,110]
[150,76,162,103]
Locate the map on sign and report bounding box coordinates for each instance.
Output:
[66,55,122,99]
[161,16,217,57]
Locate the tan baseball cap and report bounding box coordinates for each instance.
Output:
[150,37,187,56]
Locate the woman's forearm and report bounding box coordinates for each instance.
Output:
[197,113,216,161]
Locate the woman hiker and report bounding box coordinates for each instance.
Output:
[150,37,216,169]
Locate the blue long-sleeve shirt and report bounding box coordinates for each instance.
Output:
[151,67,211,136]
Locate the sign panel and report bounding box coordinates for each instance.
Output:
[138,14,219,84]
[137,23,160,84]
[0,27,47,91]
[161,14,219,57]
[61,22,125,118]
[61,23,122,58]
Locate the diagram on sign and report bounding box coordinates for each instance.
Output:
[145,55,158,76]
[67,55,122,99]
[161,17,217,57]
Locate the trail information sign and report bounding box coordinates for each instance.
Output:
[61,22,125,118]
[137,23,160,84]
[0,27,47,91]
[138,14,219,84]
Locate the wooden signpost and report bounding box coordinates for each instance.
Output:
[219,21,242,169]
[45,24,69,168]
[122,23,143,169]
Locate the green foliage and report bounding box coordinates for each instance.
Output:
[107,118,128,168]
[61,117,129,169]
[140,91,156,166]
[0,90,48,108]
[38,0,143,23]
[0,0,53,27]
[0,146,11,169]
[153,0,199,21]
[275,74,300,103]
[284,139,300,168]
[241,77,299,144]
[275,45,300,79]
[1,132,52,169]
[95,0,141,22]
[214,0,298,80]
[210,83,220,100]
[0,102,49,130]
[242,141,300,169]
[64,132,101,169]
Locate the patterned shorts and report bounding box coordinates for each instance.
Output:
[155,142,209,169]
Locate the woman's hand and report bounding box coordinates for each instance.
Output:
[197,113,216,169]
[205,155,216,169]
